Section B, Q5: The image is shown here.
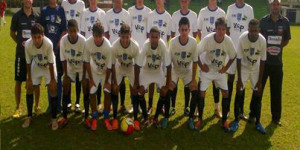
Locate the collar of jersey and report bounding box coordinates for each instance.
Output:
[68,0,77,5]
[235,3,245,9]
[95,39,104,47]
[214,33,225,44]
[179,36,189,46]
[120,40,131,49]
[155,9,165,15]
[89,8,98,13]
[207,6,218,12]
[135,5,144,10]
[68,35,79,44]
[180,10,190,16]
[113,8,123,14]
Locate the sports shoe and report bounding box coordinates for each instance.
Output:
[97,104,103,114]
[239,113,248,121]
[22,117,32,128]
[128,106,134,114]
[195,120,201,130]
[170,107,176,116]
[58,118,68,128]
[188,118,195,130]
[75,104,81,113]
[256,123,266,134]
[272,120,282,126]
[214,109,222,118]
[161,118,168,129]
[161,106,165,115]
[141,119,150,128]
[51,119,59,131]
[119,105,128,114]
[84,118,91,129]
[67,103,72,113]
[147,106,153,115]
[112,119,118,130]
[35,107,43,115]
[184,107,190,116]
[91,119,97,131]
[222,121,230,132]
[230,121,239,132]
[134,120,140,131]
[152,118,161,128]
[13,109,21,118]
[104,119,113,131]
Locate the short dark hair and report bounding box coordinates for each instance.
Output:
[179,17,190,28]
[68,19,78,29]
[92,22,104,36]
[119,23,131,34]
[215,17,227,28]
[31,23,44,35]
[248,18,260,28]
[149,26,160,34]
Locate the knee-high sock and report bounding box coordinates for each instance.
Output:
[148,97,153,108]
[133,95,139,120]
[234,90,244,122]
[184,87,190,109]
[111,93,118,119]
[213,83,220,103]
[96,84,102,105]
[197,97,204,121]
[171,86,178,107]
[249,92,255,118]
[62,94,70,118]
[51,96,58,119]
[119,80,126,106]
[164,91,171,118]
[75,76,81,104]
[253,93,262,124]
[83,94,89,119]
[227,80,234,103]
[57,74,62,110]
[154,96,165,119]
[239,89,245,114]
[189,91,198,119]
[222,97,230,123]
[139,96,148,120]
[26,94,34,117]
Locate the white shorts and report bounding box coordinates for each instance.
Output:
[200,71,227,91]
[238,70,259,91]
[140,70,165,90]
[116,67,134,86]
[172,69,192,87]
[31,62,57,86]
[91,71,111,91]
[227,59,237,75]
[67,71,83,82]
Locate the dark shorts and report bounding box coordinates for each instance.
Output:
[15,56,27,82]
[55,53,63,76]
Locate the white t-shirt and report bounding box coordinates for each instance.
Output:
[171,9,198,37]
[237,31,267,71]
[111,38,140,70]
[106,8,131,44]
[169,35,198,75]
[80,8,107,39]
[147,9,172,45]
[60,33,86,73]
[25,37,55,67]
[226,3,254,48]
[84,36,112,74]
[128,5,151,49]
[137,38,171,72]
[61,0,85,29]
[197,6,226,40]
[198,33,236,72]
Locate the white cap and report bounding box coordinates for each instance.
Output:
[269,0,281,4]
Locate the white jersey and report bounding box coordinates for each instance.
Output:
[111,38,140,70]
[197,6,226,40]
[25,37,55,67]
[60,33,86,73]
[80,8,107,39]
[137,38,171,73]
[128,5,151,49]
[147,9,172,44]
[198,33,236,72]
[106,8,131,44]
[84,37,112,74]
[237,31,267,71]
[61,0,85,28]
[171,9,198,37]
[169,35,198,75]
[226,3,254,48]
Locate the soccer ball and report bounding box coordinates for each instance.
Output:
[120,117,134,135]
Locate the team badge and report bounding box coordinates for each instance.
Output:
[181,51,186,59]
[158,20,163,27]
[96,52,102,60]
[237,13,242,21]
[210,17,215,25]
[37,54,43,61]
[90,16,95,24]
[115,19,119,26]
[71,49,76,57]
[50,15,55,23]
[138,15,142,22]
[70,10,75,18]
[152,54,156,62]
[122,53,128,60]
[250,48,255,56]
[215,49,221,57]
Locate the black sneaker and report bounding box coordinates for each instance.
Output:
[170,107,176,116]
[184,107,190,116]
[239,113,248,121]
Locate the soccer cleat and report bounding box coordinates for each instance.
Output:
[152,118,161,128]
[230,121,239,132]
[222,121,230,132]
[22,117,32,128]
[184,107,190,116]
[256,123,266,134]
[51,119,59,131]
[214,109,222,118]
[75,104,81,113]
[91,119,97,131]
[13,109,21,118]
[188,118,195,130]
[104,119,113,131]
[141,119,150,128]
[134,120,140,131]
[84,118,91,129]
[112,119,119,130]
[272,120,282,126]
[128,106,134,114]
[147,106,153,115]
[195,120,201,130]
[161,118,169,129]
[58,118,68,128]
[97,104,103,114]
[239,113,248,121]
[35,107,43,115]
[67,103,72,113]
[170,107,176,116]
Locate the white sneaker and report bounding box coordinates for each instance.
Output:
[97,104,103,113]
[51,119,58,131]
[22,117,32,128]
[128,106,134,114]
[214,109,222,118]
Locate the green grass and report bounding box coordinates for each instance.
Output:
[1,13,300,150]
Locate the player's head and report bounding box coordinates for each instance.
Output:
[248,18,260,40]
[156,0,165,8]
[136,0,144,6]
[31,23,44,48]
[92,22,104,45]
[269,0,281,15]
[208,0,217,6]
[236,0,244,3]
[67,19,79,42]
[113,0,123,9]
[119,24,131,47]
[23,0,33,9]
[149,26,161,47]
[215,17,227,37]
[179,0,190,10]
[89,0,98,7]
[178,17,190,37]
[48,0,57,5]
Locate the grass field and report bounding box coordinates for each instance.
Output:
[1,3,300,150]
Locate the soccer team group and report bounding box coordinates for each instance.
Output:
[10,0,290,134]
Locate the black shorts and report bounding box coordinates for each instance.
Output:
[15,56,27,82]
[55,53,63,75]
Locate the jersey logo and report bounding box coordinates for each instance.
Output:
[96,52,102,60]
[122,53,128,60]
[138,15,142,22]
[250,48,255,56]
[70,10,75,18]
[115,19,119,26]
[152,54,156,62]
[38,54,43,61]
[158,20,163,27]
[181,51,186,59]
[51,15,55,23]
[90,16,95,24]
[237,13,242,21]
[71,49,76,57]
[210,17,215,25]
[215,49,221,57]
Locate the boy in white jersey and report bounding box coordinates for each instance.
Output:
[136,26,172,129]
[111,24,141,130]
[23,24,58,130]
[169,17,198,127]
[169,0,198,116]
[196,18,236,132]
[84,22,112,131]
[230,19,266,134]
[57,19,87,128]
[226,0,254,120]
[197,0,225,118]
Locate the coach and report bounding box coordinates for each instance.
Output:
[258,0,291,126]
